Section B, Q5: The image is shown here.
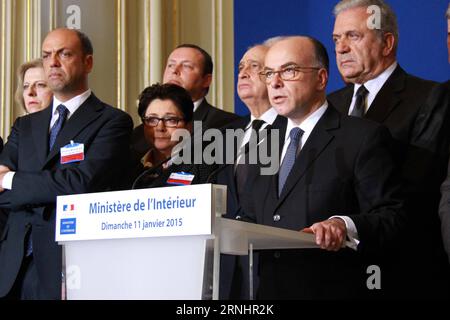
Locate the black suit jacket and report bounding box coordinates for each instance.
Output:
[440,158,450,264]
[193,99,241,131]
[241,105,405,299]
[328,65,437,144]
[216,115,287,220]
[0,94,133,299]
[0,136,3,153]
[328,66,450,298]
[212,114,286,299]
[438,80,450,264]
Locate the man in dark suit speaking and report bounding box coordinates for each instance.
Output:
[0,28,133,299]
[241,36,405,299]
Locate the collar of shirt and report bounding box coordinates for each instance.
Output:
[193,97,204,113]
[281,101,328,163]
[239,107,278,149]
[50,89,92,129]
[141,149,172,169]
[350,61,397,115]
[249,107,278,129]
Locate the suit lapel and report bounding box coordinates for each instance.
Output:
[234,115,285,208]
[330,85,353,115]
[45,94,103,164]
[228,116,250,205]
[272,115,287,157]
[275,107,339,209]
[265,116,288,204]
[365,65,405,123]
[193,99,209,122]
[33,105,53,166]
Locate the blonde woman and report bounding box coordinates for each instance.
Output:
[15,58,53,114]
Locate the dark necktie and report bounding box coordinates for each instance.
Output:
[350,85,368,118]
[278,127,304,196]
[49,104,69,150]
[235,119,266,197]
[26,105,68,256]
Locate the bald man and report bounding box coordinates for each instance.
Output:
[0,28,133,299]
[241,36,405,299]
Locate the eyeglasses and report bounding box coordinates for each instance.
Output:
[259,66,321,83]
[142,116,184,128]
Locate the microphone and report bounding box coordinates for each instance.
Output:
[131,156,172,189]
[131,132,194,189]
[205,162,230,184]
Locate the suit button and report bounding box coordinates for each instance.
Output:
[273,214,281,222]
[274,251,281,258]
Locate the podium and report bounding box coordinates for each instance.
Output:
[56,184,317,300]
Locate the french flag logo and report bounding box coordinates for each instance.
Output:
[63,204,75,212]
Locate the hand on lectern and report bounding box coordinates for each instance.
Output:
[302,218,347,252]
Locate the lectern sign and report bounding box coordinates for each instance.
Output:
[55,184,215,241]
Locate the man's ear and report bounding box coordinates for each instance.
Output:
[317,68,328,91]
[84,54,94,74]
[202,73,213,90]
[382,32,395,57]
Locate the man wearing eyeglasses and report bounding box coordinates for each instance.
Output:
[328,0,450,299]
[240,35,405,299]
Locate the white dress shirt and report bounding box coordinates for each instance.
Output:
[49,89,91,129]
[193,98,204,113]
[348,61,398,115]
[238,107,278,149]
[280,102,328,164]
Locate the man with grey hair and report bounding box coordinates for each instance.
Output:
[328,0,450,299]
[217,40,286,299]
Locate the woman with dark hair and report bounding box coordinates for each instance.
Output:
[132,83,194,188]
